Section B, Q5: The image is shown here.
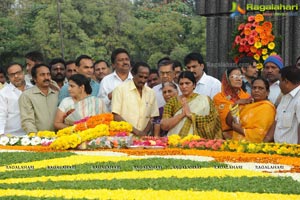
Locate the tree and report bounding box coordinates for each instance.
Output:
[0,0,206,68]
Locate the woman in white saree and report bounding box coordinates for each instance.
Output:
[54,74,106,130]
[160,71,222,139]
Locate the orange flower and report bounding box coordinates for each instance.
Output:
[243,28,251,36]
[259,32,267,40]
[254,36,260,42]
[86,113,114,128]
[255,26,264,33]
[268,34,275,42]
[250,46,257,53]
[74,123,87,132]
[0,145,58,152]
[261,38,269,46]
[254,14,264,22]
[262,21,272,30]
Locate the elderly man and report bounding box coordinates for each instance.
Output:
[98,48,133,111]
[19,64,58,133]
[0,63,31,135]
[262,55,283,106]
[153,59,177,108]
[112,62,159,136]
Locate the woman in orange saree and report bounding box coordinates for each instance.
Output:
[213,67,252,138]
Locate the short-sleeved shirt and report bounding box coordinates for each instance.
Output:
[112,80,159,131]
[274,86,300,144]
[98,71,133,111]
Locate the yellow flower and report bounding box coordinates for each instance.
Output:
[262,48,268,55]
[37,131,56,138]
[253,54,260,61]
[256,63,263,70]
[57,126,74,137]
[270,52,277,56]
[237,145,245,153]
[228,141,239,150]
[168,135,181,146]
[27,132,36,137]
[247,143,256,152]
[254,41,262,49]
[262,55,269,61]
[268,42,275,50]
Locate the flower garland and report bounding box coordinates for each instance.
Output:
[50,124,110,150]
[222,140,300,157]
[168,134,224,151]
[231,14,280,69]
[51,113,133,150]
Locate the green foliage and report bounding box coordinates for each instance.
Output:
[0,157,225,179]
[1,176,300,194]
[0,0,206,67]
[0,152,74,166]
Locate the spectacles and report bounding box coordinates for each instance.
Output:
[230,74,244,79]
[8,70,23,77]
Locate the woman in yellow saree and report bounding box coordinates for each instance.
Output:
[226,77,276,142]
[160,71,222,139]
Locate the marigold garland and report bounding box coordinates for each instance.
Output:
[109,148,300,173]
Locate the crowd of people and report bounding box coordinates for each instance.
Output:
[0,49,300,144]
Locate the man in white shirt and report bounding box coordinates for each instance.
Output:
[262,55,283,106]
[264,66,300,144]
[184,52,221,99]
[0,63,31,136]
[98,48,133,111]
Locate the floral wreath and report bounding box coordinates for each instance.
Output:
[230,14,280,70]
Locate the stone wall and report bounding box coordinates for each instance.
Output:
[195,0,300,79]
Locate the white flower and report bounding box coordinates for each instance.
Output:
[21,137,31,146]
[9,137,20,145]
[30,137,42,146]
[0,136,9,146]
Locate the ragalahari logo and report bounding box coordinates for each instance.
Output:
[230,2,246,17]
